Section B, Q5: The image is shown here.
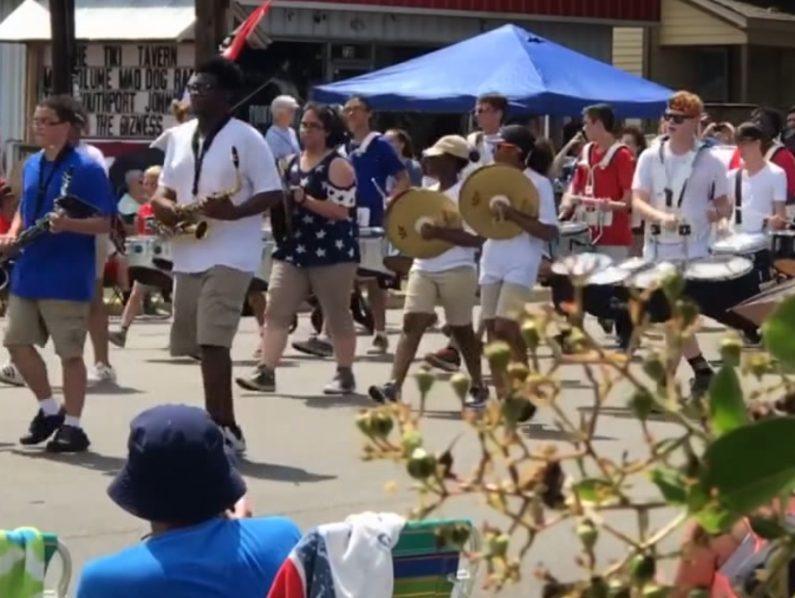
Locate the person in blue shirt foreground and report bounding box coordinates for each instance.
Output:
[77,404,301,598]
[1,95,115,453]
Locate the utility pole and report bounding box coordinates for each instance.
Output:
[195,0,230,66]
[49,0,76,95]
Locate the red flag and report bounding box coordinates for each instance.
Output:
[222,0,272,61]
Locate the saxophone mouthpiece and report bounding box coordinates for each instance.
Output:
[231,146,239,169]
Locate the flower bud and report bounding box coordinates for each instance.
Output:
[401,428,423,457]
[487,532,510,558]
[501,395,536,425]
[629,554,656,586]
[449,372,471,402]
[628,388,655,421]
[485,341,512,373]
[507,362,530,382]
[415,369,435,396]
[521,319,540,350]
[576,518,598,550]
[406,447,437,480]
[355,412,375,436]
[662,271,685,300]
[720,334,742,367]
[370,411,393,439]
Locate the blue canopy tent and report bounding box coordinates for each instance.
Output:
[312,24,672,118]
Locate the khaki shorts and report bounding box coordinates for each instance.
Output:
[170,265,252,356]
[266,260,357,338]
[404,267,477,327]
[4,295,90,359]
[95,234,110,281]
[480,281,532,321]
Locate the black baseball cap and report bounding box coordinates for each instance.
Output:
[735,121,766,143]
[496,124,536,161]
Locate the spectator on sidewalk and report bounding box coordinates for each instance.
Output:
[76,404,301,598]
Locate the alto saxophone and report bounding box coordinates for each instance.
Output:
[155,146,241,240]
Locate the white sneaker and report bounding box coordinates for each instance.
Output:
[0,362,25,387]
[221,424,247,454]
[88,363,117,387]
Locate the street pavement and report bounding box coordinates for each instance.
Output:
[0,306,736,596]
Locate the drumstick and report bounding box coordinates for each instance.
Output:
[371,177,388,201]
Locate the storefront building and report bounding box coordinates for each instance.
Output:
[0,0,660,165]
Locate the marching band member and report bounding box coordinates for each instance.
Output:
[236,103,359,395]
[423,93,509,373]
[71,110,119,386]
[368,135,487,405]
[152,57,284,453]
[621,126,648,257]
[1,95,115,452]
[632,91,732,396]
[465,93,507,173]
[730,107,795,203]
[342,96,409,355]
[559,103,635,344]
[109,166,162,348]
[480,125,558,393]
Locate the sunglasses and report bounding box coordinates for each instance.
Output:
[663,112,692,125]
[300,121,324,131]
[187,82,217,94]
[32,118,67,128]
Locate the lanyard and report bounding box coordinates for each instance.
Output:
[659,141,702,209]
[35,146,73,219]
[190,115,232,198]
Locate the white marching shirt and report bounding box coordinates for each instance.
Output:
[159,118,282,274]
[411,181,477,274]
[633,140,729,261]
[479,168,558,289]
[727,162,787,234]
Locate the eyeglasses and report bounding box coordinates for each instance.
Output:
[187,82,216,94]
[343,106,365,115]
[300,122,324,131]
[663,112,691,125]
[31,118,66,128]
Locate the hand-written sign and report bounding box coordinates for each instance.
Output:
[41,43,194,139]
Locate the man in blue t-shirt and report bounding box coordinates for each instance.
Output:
[1,95,114,453]
[76,404,301,598]
[343,96,408,354]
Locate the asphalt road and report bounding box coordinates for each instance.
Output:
[0,306,735,596]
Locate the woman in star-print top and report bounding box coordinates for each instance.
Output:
[238,103,360,396]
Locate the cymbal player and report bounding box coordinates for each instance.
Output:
[368,135,487,406]
[480,125,558,392]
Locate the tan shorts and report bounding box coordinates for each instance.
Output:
[266,260,357,338]
[4,295,90,359]
[95,234,110,281]
[480,281,532,321]
[404,267,477,326]
[170,265,252,356]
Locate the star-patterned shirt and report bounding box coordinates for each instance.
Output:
[273,151,360,267]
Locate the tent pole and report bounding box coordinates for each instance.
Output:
[543,115,550,138]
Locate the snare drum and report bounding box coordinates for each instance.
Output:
[771,230,795,277]
[629,255,757,324]
[555,222,592,258]
[250,229,275,293]
[357,227,393,278]
[126,236,173,289]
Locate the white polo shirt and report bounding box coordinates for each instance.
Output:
[160,118,282,274]
[479,168,558,289]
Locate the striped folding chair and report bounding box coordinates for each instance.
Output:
[43,533,72,598]
[392,519,480,598]
[0,529,72,598]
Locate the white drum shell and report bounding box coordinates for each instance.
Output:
[358,226,391,276]
[125,237,156,269]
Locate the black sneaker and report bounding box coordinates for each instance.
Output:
[465,386,489,410]
[292,336,334,358]
[324,368,356,395]
[221,423,246,454]
[235,367,276,392]
[20,409,65,445]
[368,382,399,404]
[598,318,615,335]
[46,425,90,453]
[690,369,714,399]
[424,346,461,372]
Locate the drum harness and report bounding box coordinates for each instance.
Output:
[576,141,628,245]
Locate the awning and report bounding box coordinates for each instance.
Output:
[0,0,195,42]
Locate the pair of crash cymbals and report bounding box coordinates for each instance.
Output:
[385,164,541,259]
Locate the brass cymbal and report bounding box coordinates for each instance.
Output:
[459,164,539,239]
[385,188,462,259]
